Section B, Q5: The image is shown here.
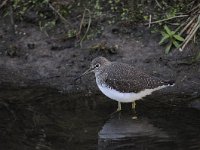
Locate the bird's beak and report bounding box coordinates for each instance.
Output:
[74,67,93,81]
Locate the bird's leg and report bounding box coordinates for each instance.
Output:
[110,102,121,117]
[117,102,122,112]
[131,101,137,119]
[132,101,136,110]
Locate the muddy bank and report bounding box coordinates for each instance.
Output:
[0,18,200,101]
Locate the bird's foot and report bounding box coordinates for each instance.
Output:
[132,115,138,120]
[116,107,121,112]
[110,102,122,117]
[110,109,121,117]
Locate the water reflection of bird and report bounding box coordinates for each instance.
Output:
[76,57,174,115]
[98,113,171,150]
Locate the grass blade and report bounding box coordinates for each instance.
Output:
[159,34,170,45]
[165,42,172,54]
[164,25,172,35]
[172,40,180,48]
[174,34,184,41]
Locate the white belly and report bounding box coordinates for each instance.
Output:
[97,83,168,103]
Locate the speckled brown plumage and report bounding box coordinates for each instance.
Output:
[93,57,173,93]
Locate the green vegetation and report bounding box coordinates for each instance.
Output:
[147,1,200,55]
[159,25,184,54]
[1,0,199,55]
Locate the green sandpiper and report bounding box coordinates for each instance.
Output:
[76,56,175,112]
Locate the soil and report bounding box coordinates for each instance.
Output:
[0,16,200,102]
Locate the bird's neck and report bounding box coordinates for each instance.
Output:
[95,71,107,85]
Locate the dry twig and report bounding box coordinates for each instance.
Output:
[77,8,92,48]
[148,14,152,28]
[180,15,197,35]
[0,0,8,9]
[180,15,200,51]
[154,0,162,9]
[48,3,72,28]
[145,14,188,25]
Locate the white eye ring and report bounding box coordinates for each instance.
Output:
[95,63,100,68]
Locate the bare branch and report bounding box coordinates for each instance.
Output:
[48,3,72,28]
[0,0,8,9]
[145,15,188,26]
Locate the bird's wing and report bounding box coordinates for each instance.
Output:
[104,63,165,93]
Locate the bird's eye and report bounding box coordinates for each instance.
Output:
[95,63,100,68]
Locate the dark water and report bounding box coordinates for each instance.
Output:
[0,87,200,150]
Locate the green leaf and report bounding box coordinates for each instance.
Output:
[172,40,180,48]
[171,31,175,36]
[164,25,172,35]
[165,42,172,54]
[161,31,168,37]
[173,34,184,41]
[164,25,176,36]
[143,16,148,20]
[159,34,170,45]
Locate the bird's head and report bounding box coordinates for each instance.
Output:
[75,57,110,81]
